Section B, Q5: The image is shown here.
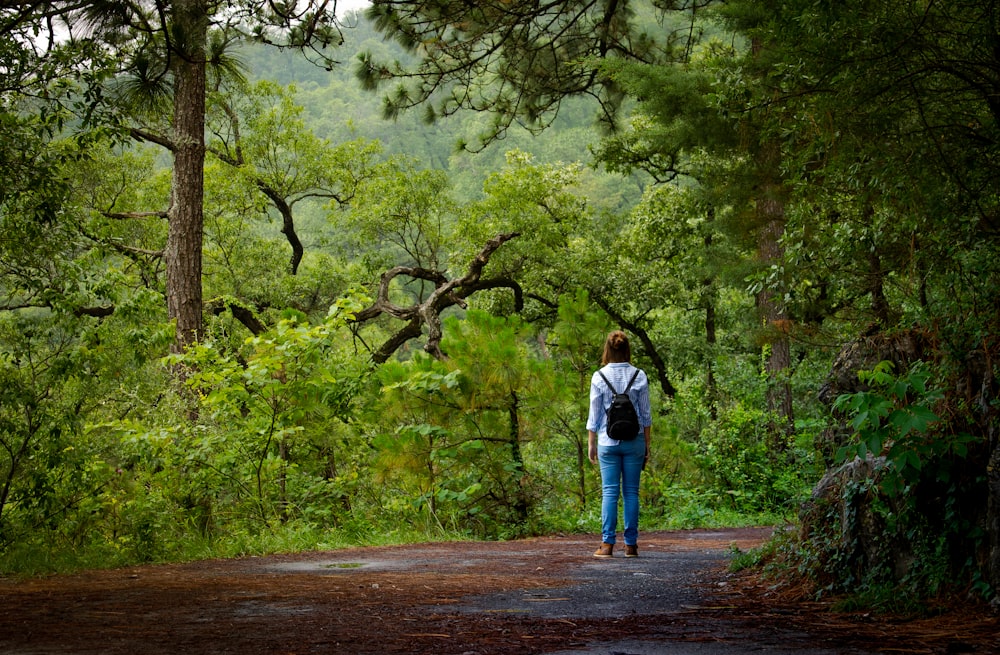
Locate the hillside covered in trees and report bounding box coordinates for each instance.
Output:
[1,0,997,613]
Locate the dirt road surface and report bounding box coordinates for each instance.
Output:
[1,527,997,654]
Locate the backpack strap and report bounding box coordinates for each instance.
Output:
[597,371,618,394]
[598,368,640,394]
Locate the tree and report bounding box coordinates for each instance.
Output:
[358,0,714,149]
[548,290,613,509]
[455,149,688,396]
[594,12,801,443]
[351,231,521,362]
[206,80,383,278]
[375,310,556,536]
[167,297,368,526]
[359,0,800,433]
[744,0,1000,593]
[48,0,348,350]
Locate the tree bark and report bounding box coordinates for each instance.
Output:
[166,0,208,351]
[868,249,891,327]
[982,357,1000,590]
[206,298,266,335]
[258,186,305,275]
[755,140,794,448]
[988,441,1000,589]
[507,391,529,528]
[704,283,718,421]
[703,209,718,420]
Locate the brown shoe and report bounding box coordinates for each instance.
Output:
[625,545,638,558]
[593,542,614,558]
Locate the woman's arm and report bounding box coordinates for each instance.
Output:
[588,430,598,464]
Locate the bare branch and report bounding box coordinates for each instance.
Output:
[129,127,175,151]
[102,211,168,220]
[352,232,521,362]
[74,305,115,318]
[206,298,267,335]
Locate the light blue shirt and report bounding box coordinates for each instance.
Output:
[586,362,652,446]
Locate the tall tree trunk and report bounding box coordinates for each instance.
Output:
[747,35,794,448]
[704,286,718,421]
[166,0,208,351]
[507,391,529,528]
[278,440,289,523]
[703,208,718,421]
[755,144,794,449]
[981,354,1000,589]
[868,250,891,327]
[988,440,1000,589]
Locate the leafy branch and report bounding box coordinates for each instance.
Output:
[833,361,976,496]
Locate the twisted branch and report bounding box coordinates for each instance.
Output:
[353,232,521,362]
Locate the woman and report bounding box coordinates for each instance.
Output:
[587,330,652,558]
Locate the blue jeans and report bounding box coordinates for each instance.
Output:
[598,438,646,546]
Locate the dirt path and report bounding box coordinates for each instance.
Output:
[1,527,996,654]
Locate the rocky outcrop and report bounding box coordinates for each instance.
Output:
[802,328,998,595]
[799,454,915,589]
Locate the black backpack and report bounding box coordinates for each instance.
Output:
[598,369,641,441]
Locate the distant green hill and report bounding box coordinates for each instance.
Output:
[238,11,645,209]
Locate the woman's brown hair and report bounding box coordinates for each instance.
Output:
[601,330,631,365]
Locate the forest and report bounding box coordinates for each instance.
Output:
[1,0,998,613]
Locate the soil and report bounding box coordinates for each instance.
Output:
[1,527,997,654]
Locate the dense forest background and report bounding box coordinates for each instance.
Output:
[1,0,997,612]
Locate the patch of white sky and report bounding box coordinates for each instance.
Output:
[29,1,371,48]
[336,0,372,17]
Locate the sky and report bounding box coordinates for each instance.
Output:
[338,0,372,16]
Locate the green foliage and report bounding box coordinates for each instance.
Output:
[3,5,997,613]
[0,117,176,561]
[372,310,562,539]
[833,361,975,497]
[454,149,592,299]
[549,289,614,382]
[678,398,814,515]
[0,299,174,561]
[749,358,991,608]
[785,471,984,610]
[163,295,371,527]
[340,155,455,273]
